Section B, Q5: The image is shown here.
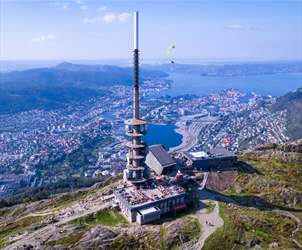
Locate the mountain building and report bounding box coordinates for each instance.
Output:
[113,11,188,224]
[145,144,176,175]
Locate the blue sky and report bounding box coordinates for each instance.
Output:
[0,0,301,61]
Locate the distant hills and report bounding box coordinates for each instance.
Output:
[144,61,302,76]
[0,62,168,114]
[0,62,168,88]
[272,87,302,139]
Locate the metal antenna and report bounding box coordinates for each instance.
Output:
[133,11,139,119]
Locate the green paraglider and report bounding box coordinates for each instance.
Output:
[166,44,176,63]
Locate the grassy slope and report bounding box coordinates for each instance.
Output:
[232,156,302,209]
[0,215,47,248]
[110,216,201,250]
[69,208,128,227]
[203,203,297,250]
[203,154,302,250]
[0,178,121,249]
[271,86,302,140]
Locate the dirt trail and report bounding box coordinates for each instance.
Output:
[200,189,302,250]
[4,202,110,250]
[193,201,224,250]
[273,210,302,249]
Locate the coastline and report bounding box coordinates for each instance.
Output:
[169,123,187,152]
[169,120,204,152]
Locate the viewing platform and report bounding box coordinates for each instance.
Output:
[127,178,147,184]
[125,118,147,126]
[126,165,146,171]
[125,141,145,148]
[127,152,145,160]
[126,130,146,137]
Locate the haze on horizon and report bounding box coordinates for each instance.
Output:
[0,0,301,62]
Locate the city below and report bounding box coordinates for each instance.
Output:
[0,62,300,197]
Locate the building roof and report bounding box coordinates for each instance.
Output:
[139,207,159,215]
[148,144,175,167]
[114,178,186,209]
[185,147,236,160]
[189,151,208,158]
[208,147,235,158]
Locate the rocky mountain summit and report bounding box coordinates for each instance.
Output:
[247,139,302,163]
[0,141,301,249]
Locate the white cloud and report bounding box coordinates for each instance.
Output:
[54,1,69,10]
[82,12,130,25]
[101,13,117,23]
[82,17,98,24]
[62,3,69,10]
[80,5,88,11]
[32,34,55,43]
[101,12,130,23]
[117,12,130,23]
[225,24,244,30]
[97,6,107,12]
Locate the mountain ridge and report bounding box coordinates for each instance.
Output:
[0,62,168,114]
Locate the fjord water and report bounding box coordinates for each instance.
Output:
[146,72,302,148]
[164,72,302,96]
[144,124,182,150]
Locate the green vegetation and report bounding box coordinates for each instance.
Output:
[111,234,137,250]
[204,201,215,214]
[110,215,200,250]
[47,231,85,247]
[0,135,116,210]
[159,226,166,250]
[180,216,201,243]
[203,203,298,250]
[0,177,104,209]
[159,216,201,250]
[202,204,237,250]
[43,177,120,211]
[272,86,302,139]
[0,215,47,248]
[35,135,113,181]
[203,148,302,250]
[201,139,302,249]
[69,208,128,227]
[0,207,12,218]
[231,156,302,209]
[111,232,160,250]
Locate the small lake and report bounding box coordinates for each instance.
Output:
[144,124,182,150]
[162,72,302,97]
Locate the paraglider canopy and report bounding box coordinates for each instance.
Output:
[166,44,176,64]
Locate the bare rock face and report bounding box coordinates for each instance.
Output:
[110,225,161,249]
[279,188,302,207]
[164,217,199,248]
[206,171,236,192]
[75,226,118,249]
[247,140,302,163]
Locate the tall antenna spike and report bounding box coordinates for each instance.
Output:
[133,11,139,119]
[134,11,139,50]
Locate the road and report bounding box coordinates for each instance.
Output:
[199,172,209,190]
[198,189,302,250]
[4,201,110,250]
[170,121,205,152]
[170,114,218,153]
